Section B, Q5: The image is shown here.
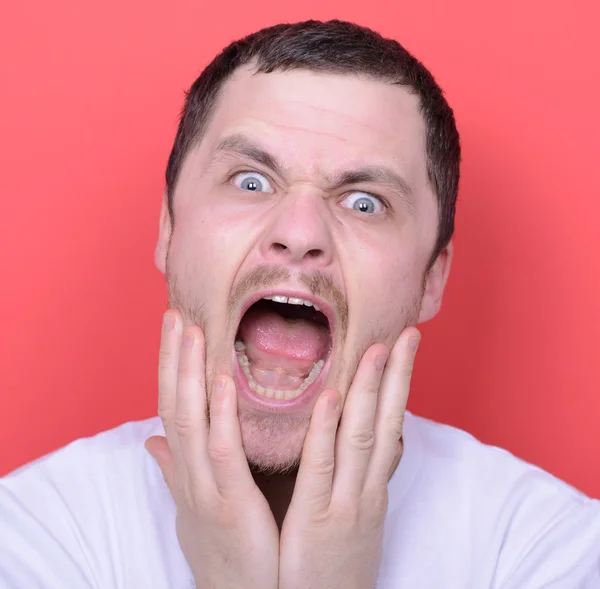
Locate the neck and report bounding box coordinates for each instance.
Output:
[252,470,298,530]
[251,438,404,529]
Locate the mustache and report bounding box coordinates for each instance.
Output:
[228,264,348,333]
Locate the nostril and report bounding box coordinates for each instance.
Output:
[268,243,325,260]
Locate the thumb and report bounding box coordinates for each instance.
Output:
[145,435,175,490]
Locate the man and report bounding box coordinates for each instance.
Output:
[1,19,598,589]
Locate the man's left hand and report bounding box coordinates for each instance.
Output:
[279,327,421,589]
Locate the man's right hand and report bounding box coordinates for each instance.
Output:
[145,310,279,589]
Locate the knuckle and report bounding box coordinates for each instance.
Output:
[386,415,405,439]
[177,367,205,390]
[158,346,173,367]
[208,443,233,465]
[348,427,375,451]
[173,414,197,438]
[355,382,379,399]
[157,404,174,424]
[157,399,171,416]
[401,358,416,378]
[177,361,189,377]
[307,454,335,476]
[363,382,379,396]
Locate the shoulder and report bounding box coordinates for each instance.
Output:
[2,417,165,496]
[0,416,168,533]
[0,417,174,588]
[391,413,600,588]
[402,411,592,502]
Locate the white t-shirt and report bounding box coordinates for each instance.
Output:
[1,413,599,588]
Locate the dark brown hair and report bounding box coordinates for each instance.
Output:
[165,20,460,267]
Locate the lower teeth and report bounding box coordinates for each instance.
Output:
[235,347,325,401]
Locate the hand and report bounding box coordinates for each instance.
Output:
[279,328,421,589]
[145,310,279,589]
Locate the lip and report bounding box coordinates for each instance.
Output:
[235,288,337,340]
[233,346,333,413]
[232,287,337,413]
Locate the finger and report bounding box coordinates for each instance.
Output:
[331,343,389,502]
[157,310,185,469]
[207,374,255,497]
[145,435,175,491]
[367,328,420,487]
[290,389,341,515]
[387,439,403,482]
[174,325,210,478]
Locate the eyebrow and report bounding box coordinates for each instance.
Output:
[210,133,414,205]
[210,133,284,176]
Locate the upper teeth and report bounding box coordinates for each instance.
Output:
[263,295,321,312]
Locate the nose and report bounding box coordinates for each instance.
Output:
[259,190,335,268]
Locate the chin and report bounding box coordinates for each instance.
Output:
[238,408,311,473]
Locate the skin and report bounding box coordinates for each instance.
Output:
[145,65,453,587]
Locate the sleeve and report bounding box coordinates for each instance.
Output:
[498,497,600,589]
[0,472,97,589]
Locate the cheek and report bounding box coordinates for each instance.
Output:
[165,219,223,311]
[179,194,265,257]
[351,244,424,335]
[172,208,242,271]
[380,267,423,326]
[166,205,263,314]
[358,241,420,296]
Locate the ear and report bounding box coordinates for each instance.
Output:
[417,241,453,323]
[154,193,171,275]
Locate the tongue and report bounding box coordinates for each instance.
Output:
[238,305,330,375]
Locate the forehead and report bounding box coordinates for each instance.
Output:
[199,66,428,180]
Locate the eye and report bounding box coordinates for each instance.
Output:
[232,171,274,193]
[340,191,385,214]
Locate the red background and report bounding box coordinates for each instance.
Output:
[1,0,599,496]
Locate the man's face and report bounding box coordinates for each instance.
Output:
[155,66,451,471]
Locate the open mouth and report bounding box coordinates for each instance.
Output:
[234,294,333,402]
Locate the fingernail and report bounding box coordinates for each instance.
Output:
[183,332,194,348]
[328,395,340,413]
[215,376,226,393]
[163,314,175,332]
[409,335,421,352]
[375,354,388,371]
